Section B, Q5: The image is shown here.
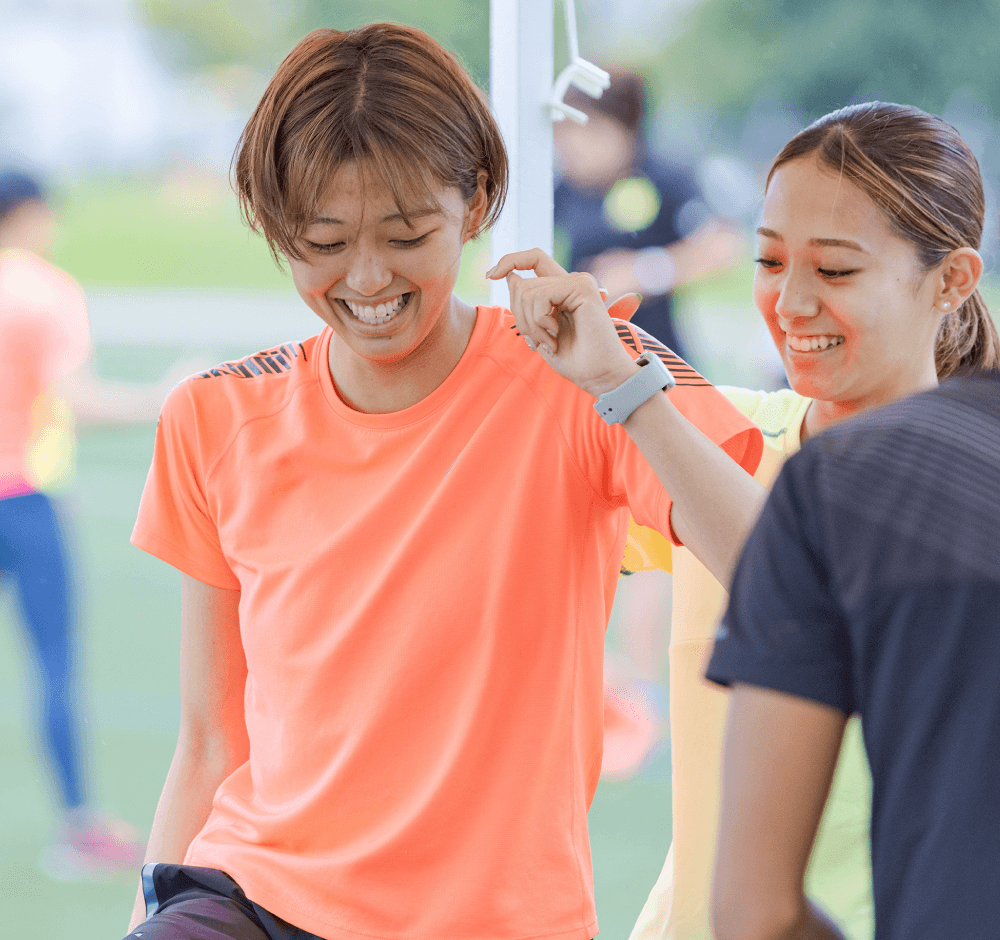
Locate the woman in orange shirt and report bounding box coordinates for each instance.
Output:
[124,22,769,940]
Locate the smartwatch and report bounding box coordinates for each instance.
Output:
[593,352,675,425]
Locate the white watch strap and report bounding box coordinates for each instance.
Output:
[593,352,676,425]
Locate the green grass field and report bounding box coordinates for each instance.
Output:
[0,346,673,939]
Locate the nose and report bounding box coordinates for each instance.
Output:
[343,243,393,298]
[774,263,819,324]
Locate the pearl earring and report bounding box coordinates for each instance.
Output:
[942,302,952,310]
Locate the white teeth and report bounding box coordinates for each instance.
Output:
[787,334,844,352]
[343,293,408,324]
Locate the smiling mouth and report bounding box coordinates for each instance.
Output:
[339,292,412,325]
[786,334,845,353]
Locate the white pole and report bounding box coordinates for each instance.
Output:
[489,0,555,305]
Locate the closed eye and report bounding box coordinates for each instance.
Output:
[305,240,344,254]
[754,257,781,269]
[391,233,431,248]
[818,268,857,279]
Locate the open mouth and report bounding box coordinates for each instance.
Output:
[786,334,845,353]
[339,292,413,325]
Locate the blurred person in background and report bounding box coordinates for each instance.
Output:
[555,71,742,779]
[709,369,1000,940]
[0,169,145,878]
[554,70,742,365]
[1,168,186,880]
[494,101,999,940]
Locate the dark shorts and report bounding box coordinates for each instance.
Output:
[125,864,326,940]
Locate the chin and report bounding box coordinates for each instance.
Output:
[782,360,834,401]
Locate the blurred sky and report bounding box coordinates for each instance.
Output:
[0,0,243,175]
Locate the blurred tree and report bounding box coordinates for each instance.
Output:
[141,0,490,86]
[655,0,1000,122]
[299,0,489,87]
[143,0,298,71]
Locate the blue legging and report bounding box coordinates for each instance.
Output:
[0,491,84,809]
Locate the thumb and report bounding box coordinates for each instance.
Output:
[606,293,642,322]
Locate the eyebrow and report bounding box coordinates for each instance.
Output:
[310,208,442,226]
[756,228,868,253]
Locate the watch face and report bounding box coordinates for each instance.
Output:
[594,351,673,425]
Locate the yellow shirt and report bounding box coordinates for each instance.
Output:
[627,387,874,940]
[27,391,77,492]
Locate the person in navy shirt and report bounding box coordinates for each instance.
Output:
[708,371,1000,940]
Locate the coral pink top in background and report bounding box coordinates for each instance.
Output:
[0,250,89,498]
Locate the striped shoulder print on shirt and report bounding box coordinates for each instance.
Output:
[615,322,710,387]
[509,318,709,386]
[196,342,304,380]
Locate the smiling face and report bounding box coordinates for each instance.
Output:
[287,162,484,372]
[755,155,943,421]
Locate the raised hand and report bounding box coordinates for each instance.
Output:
[486,248,641,398]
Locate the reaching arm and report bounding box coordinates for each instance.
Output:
[127,575,249,932]
[587,218,744,299]
[60,354,206,425]
[712,685,849,940]
[486,248,767,586]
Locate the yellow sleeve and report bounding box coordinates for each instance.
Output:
[27,392,77,493]
[621,517,672,575]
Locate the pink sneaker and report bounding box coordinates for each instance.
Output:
[39,810,146,882]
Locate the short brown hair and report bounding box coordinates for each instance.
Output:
[769,102,1000,379]
[564,70,648,137]
[234,23,508,260]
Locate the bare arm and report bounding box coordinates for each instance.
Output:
[127,576,249,932]
[59,353,206,425]
[618,390,767,585]
[486,248,767,586]
[588,218,744,298]
[712,685,849,940]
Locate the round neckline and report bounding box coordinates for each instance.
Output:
[316,305,492,429]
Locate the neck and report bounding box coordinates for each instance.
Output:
[329,296,477,414]
[802,359,940,441]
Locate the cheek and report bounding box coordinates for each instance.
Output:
[753,276,781,332]
[289,259,337,300]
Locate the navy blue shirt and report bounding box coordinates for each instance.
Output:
[707,373,1000,940]
[554,158,705,361]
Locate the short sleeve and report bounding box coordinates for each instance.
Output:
[131,381,241,590]
[603,320,763,541]
[706,446,855,714]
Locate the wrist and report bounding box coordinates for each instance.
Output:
[582,361,641,399]
[592,352,675,425]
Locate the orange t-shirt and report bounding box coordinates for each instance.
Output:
[132,306,761,940]
[0,250,89,497]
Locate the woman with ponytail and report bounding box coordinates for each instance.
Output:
[627,101,1000,940]
[491,101,998,940]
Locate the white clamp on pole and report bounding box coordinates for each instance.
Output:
[548,0,611,124]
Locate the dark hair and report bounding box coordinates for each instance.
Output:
[234,23,508,261]
[0,170,45,225]
[564,69,648,138]
[768,102,1000,379]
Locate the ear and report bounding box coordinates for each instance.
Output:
[936,246,983,311]
[462,170,489,242]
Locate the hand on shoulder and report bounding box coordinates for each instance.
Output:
[487,248,641,397]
